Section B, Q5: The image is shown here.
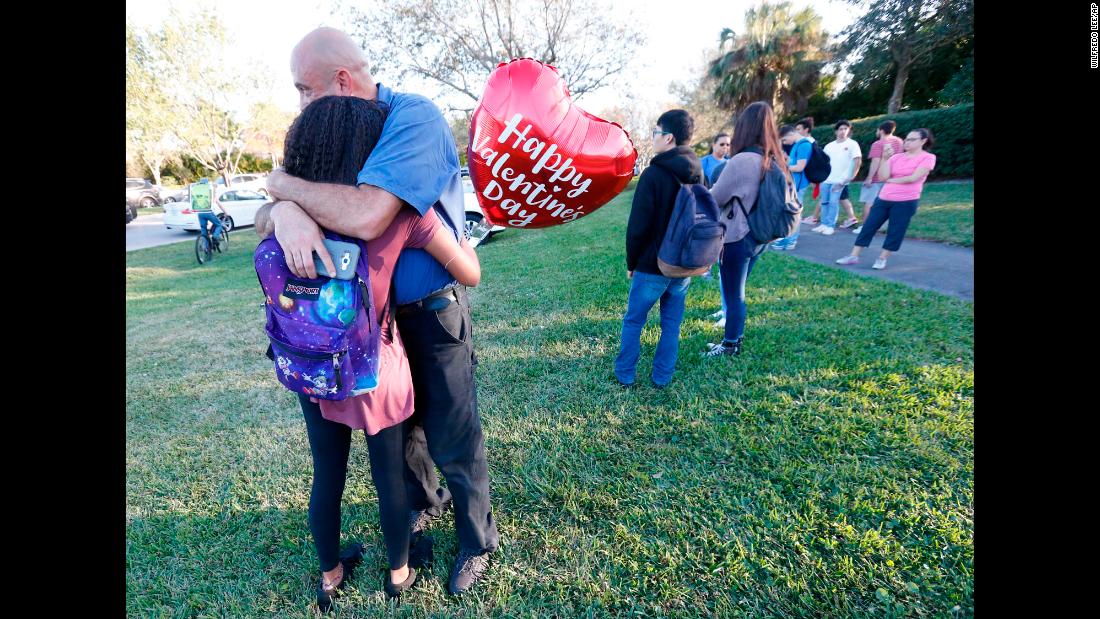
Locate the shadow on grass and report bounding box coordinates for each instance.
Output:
[128,505,427,618]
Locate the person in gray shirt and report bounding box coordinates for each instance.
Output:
[704,101,796,357]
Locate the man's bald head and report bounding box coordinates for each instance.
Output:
[290,27,376,110]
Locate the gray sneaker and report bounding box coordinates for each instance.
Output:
[449,549,492,595]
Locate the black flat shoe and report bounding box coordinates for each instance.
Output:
[316,543,366,613]
[408,533,434,569]
[383,567,418,599]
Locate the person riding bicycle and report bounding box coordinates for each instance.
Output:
[191,178,224,246]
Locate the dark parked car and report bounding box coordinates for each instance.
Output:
[126,178,163,209]
[126,202,136,224]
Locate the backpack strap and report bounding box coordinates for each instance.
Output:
[731,195,747,220]
[724,149,762,220]
[727,155,787,220]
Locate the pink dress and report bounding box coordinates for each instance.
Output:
[319,207,440,434]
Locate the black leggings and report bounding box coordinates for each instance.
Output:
[298,394,411,571]
[854,197,919,252]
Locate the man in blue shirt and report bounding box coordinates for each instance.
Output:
[254,27,498,596]
[771,125,813,251]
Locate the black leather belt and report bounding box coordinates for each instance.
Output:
[396,286,464,315]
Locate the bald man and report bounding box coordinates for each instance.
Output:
[254,27,499,595]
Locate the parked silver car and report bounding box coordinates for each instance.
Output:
[461,172,505,244]
[126,178,163,209]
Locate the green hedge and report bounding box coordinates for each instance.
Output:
[809,104,973,179]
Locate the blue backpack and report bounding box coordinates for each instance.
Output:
[254,232,383,401]
[731,155,803,246]
[657,182,726,278]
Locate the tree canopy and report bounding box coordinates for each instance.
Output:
[708,1,831,120]
[126,7,280,185]
[839,0,973,113]
[336,0,645,110]
[126,22,180,185]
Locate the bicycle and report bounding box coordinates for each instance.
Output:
[195,214,231,264]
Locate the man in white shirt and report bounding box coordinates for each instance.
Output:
[813,119,862,235]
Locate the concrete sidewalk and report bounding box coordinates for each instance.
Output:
[774,221,973,301]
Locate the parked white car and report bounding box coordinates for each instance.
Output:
[162,174,267,204]
[216,173,268,195]
[163,189,270,232]
[462,175,505,241]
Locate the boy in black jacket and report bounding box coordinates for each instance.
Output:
[614,109,702,388]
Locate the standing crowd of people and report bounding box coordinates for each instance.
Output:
[693,114,935,331]
[615,107,937,383]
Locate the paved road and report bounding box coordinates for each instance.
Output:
[126,213,196,251]
[775,221,973,301]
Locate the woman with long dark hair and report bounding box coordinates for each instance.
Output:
[276,95,482,609]
[835,127,936,270]
[704,101,794,357]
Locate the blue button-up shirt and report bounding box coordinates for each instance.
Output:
[357,83,464,305]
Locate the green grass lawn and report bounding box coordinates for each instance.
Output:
[802,182,973,247]
[127,189,973,617]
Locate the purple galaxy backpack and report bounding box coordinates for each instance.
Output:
[254,232,381,400]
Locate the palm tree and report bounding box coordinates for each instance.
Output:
[708,1,831,119]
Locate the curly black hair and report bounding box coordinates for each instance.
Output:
[283,95,390,185]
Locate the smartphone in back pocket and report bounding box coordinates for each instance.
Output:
[314,239,360,280]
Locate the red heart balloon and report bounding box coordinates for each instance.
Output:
[467,58,638,229]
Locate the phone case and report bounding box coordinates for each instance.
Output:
[314,239,360,280]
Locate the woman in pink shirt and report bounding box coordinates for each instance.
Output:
[836,128,936,270]
[275,96,482,607]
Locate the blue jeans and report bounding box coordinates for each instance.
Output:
[720,236,761,342]
[819,183,845,228]
[197,211,223,240]
[771,185,810,249]
[717,266,727,317]
[614,271,691,386]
